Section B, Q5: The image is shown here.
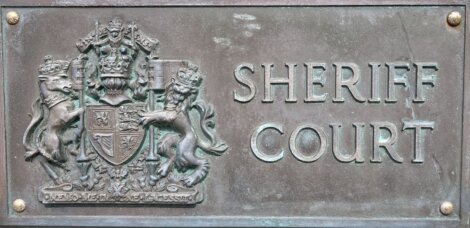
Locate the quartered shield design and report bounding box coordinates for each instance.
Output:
[86,103,146,165]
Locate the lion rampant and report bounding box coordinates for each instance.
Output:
[140,62,228,187]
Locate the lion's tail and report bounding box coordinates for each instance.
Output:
[191,100,228,156]
[23,98,44,161]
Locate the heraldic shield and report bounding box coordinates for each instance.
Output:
[86,104,146,165]
[22,17,228,205]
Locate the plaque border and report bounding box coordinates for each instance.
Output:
[0,1,468,227]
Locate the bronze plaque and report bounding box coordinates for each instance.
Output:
[1,1,470,227]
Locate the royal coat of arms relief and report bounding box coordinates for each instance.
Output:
[22,17,228,204]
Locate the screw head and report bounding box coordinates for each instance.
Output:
[440,201,453,215]
[6,11,19,25]
[12,199,25,213]
[447,11,462,27]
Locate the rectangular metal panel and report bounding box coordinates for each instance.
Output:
[0,1,468,227]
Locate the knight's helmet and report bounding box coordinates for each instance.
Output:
[97,17,135,106]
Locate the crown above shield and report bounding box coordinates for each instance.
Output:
[38,55,70,78]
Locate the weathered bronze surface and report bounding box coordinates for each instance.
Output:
[20,18,227,205]
[1,1,470,227]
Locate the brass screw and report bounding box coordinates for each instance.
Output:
[12,199,25,213]
[6,11,19,25]
[447,11,462,27]
[440,201,453,215]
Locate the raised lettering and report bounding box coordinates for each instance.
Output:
[333,62,366,103]
[402,120,435,163]
[413,62,438,103]
[289,124,327,162]
[368,62,381,103]
[330,123,365,163]
[250,123,284,162]
[262,63,297,103]
[385,62,409,103]
[233,63,256,103]
[370,121,403,163]
[304,62,327,102]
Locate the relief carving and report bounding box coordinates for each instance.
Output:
[23,17,228,204]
